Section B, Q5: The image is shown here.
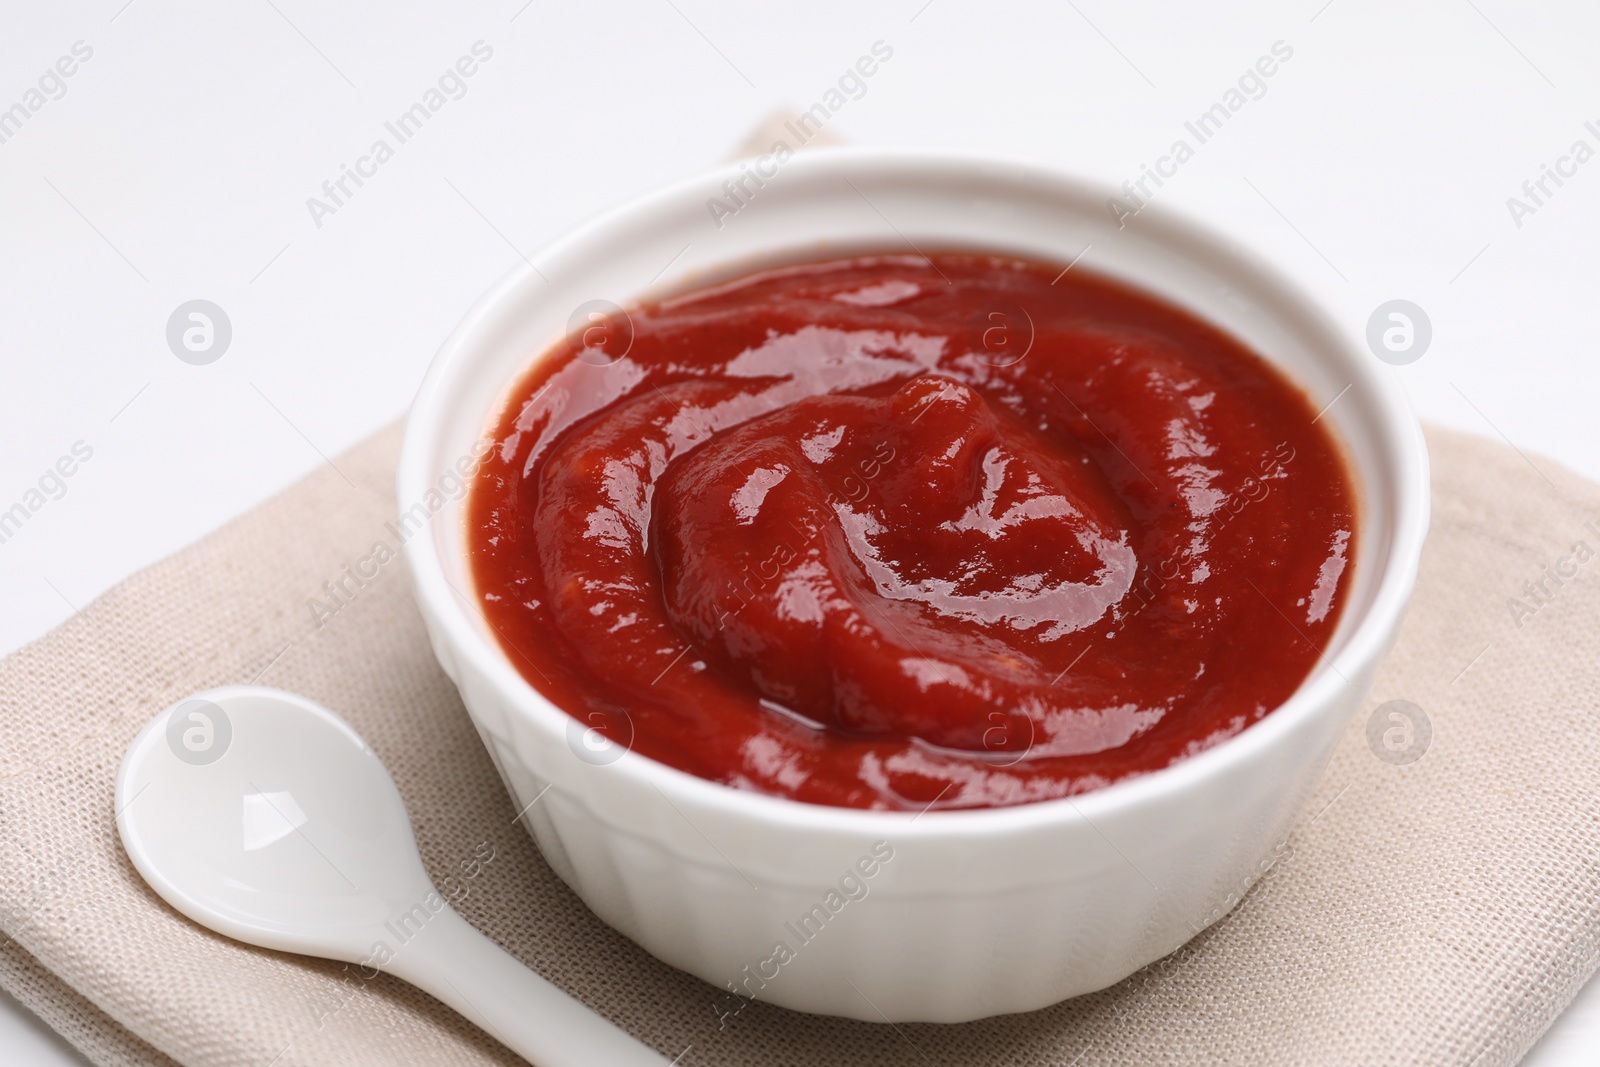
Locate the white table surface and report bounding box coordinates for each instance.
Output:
[2,1,1596,1062]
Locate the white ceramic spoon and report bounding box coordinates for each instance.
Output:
[115,685,669,1066]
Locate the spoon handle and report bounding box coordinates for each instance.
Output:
[384,904,671,1066]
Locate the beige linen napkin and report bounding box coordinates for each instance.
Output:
[5,421,1600,1064]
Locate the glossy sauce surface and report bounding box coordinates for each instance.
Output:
[467,253,1357,810]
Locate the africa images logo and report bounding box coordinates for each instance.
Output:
[304,41,495,229]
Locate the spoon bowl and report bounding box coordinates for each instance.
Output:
[118,686,428,959]
[117,685,667,1066]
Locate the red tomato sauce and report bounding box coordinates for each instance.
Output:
[466,253,1356,810]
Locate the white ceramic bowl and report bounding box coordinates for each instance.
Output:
[398,148,1429,1023]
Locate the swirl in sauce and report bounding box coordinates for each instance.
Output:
[467,253,1356,810]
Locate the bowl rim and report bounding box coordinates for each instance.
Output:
[398,144,1430,839]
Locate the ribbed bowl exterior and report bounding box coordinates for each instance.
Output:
[421,599,1389,1021]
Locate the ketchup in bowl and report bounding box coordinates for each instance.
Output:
[466,252,1356,811]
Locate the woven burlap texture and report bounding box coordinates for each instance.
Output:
[1,419,1598,1067]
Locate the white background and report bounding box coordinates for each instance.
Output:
[2,1,1597,1063]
